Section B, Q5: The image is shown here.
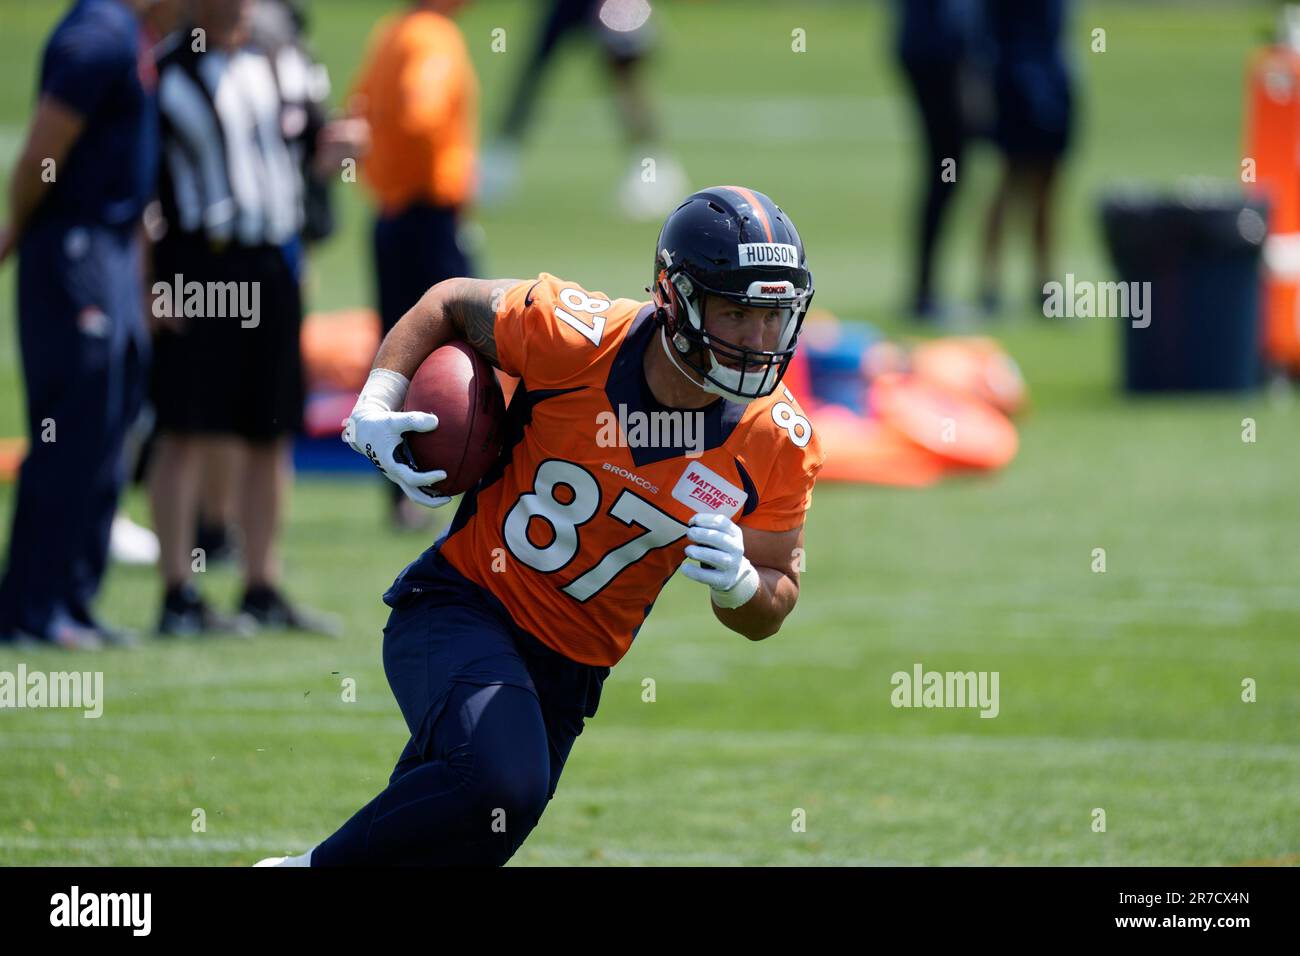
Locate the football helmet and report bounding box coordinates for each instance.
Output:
[650,185,814,403]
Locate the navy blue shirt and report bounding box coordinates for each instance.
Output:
[35,0,158,229]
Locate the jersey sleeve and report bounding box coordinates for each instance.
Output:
[493,273,623,388]
[42,18,135,118]
[739,397,826,533]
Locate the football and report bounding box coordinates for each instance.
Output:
[401,341,507,496]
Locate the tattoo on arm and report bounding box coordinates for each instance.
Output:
[444,278,520,370]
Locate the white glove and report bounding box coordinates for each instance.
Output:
[680,512,761,609]
[342,368,451,509]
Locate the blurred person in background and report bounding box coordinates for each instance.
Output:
[0,0,160,650]
[479,0,686,221]
[894,0,982,322]
[251,0,339,257]
[349,0,477,531]
[979,0,1075,315]
[107,0,185,572]
[188,0,350,566]
[147,0,339,636]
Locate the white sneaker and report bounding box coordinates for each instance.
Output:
[110,513,160,566]
[254,850,312,867]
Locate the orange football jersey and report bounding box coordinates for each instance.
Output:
[436,273,825,666]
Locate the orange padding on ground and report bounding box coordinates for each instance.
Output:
[301,308,383,392]
[783,341,1021,487]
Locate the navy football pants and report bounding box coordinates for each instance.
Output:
[313,551,608,866]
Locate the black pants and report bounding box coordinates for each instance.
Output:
[373,203,472,336]
[900,57,967,306]
[150,237,304,441]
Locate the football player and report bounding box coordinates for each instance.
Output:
[257,186,824,866]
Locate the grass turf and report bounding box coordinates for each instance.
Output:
[0,0,1296,865]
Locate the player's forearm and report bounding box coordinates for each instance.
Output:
[372,277,515,377]
[5,150,54,242]
[711,566,798,641]
[371,280,462,378]
[5,96,85,245]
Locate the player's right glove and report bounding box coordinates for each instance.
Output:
[342,368,451,509]
[680,512,761,609]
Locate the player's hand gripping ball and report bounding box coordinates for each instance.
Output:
[343,369,451,509]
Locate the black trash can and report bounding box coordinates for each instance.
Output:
[1100,188,1267,392]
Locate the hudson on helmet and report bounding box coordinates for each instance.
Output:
[650,185,814,404]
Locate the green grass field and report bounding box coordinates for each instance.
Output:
[1,0,1297,866]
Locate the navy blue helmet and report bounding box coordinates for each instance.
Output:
[650,186,814,403]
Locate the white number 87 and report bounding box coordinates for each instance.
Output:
[553,287,610,346]
[503,459,687,602]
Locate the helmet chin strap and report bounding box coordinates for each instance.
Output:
[658,327,750,405]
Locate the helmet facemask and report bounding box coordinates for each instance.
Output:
[654,264,814,405]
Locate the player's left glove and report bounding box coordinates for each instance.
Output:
[680,512,761,609]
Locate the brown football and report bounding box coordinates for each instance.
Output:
[401,341,506,496]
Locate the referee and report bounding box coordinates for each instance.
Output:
[147,0,335,636]
[0,0,158,649]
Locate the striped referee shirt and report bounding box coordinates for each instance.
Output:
[155,31,301,247]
